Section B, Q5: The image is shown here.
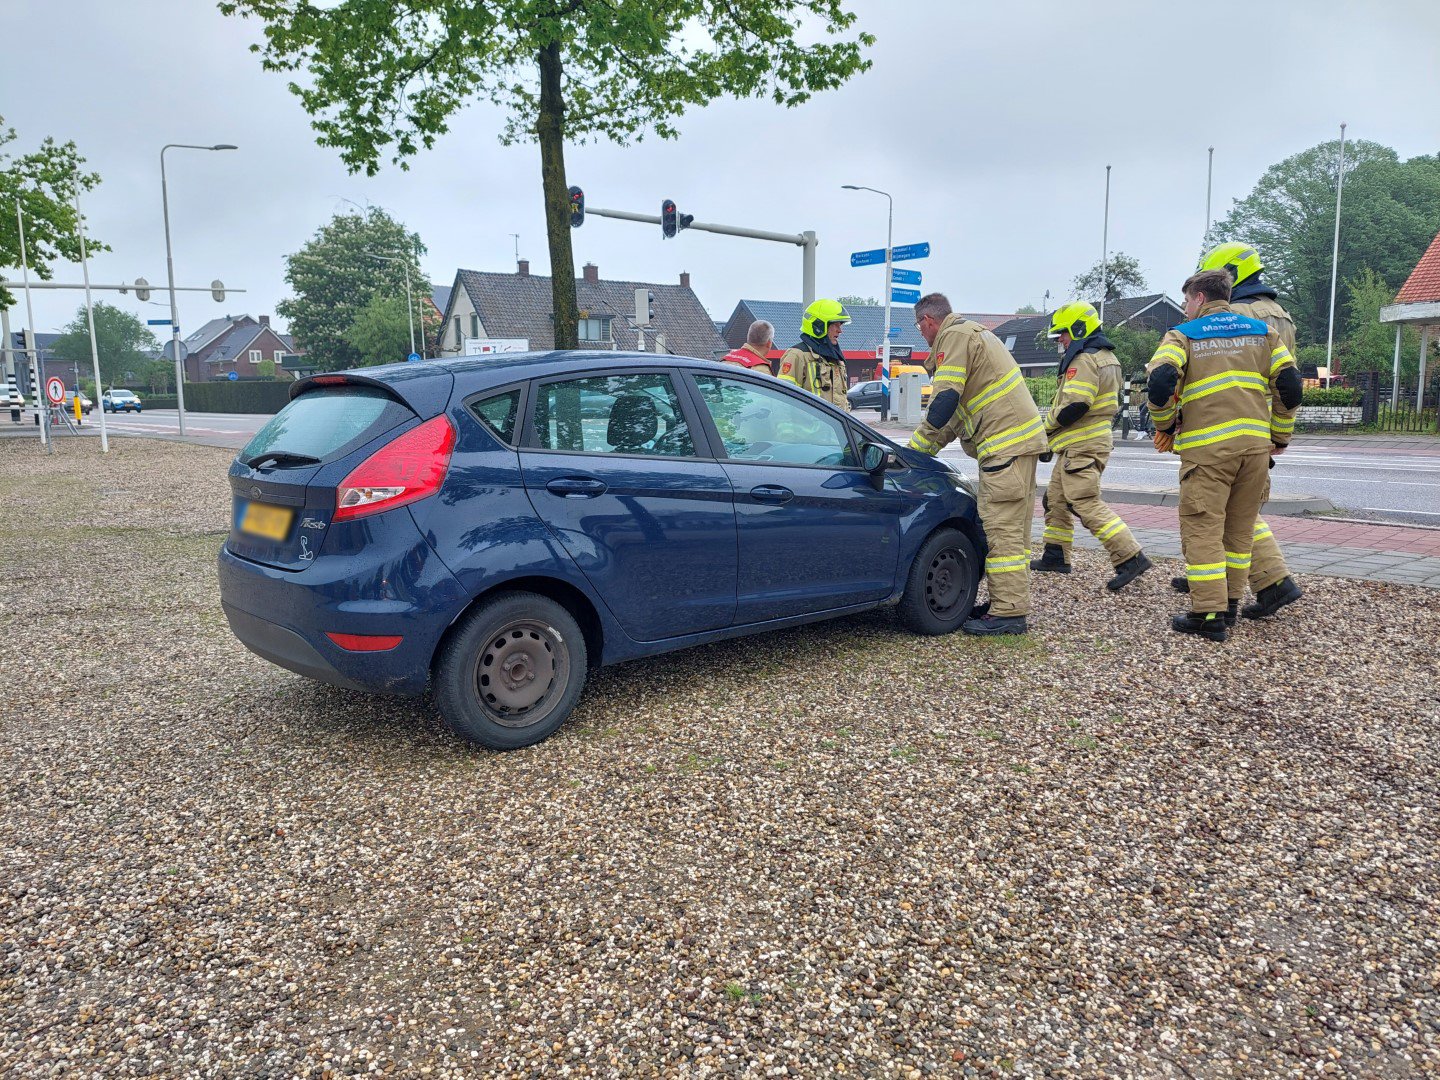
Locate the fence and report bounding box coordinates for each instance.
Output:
[1354,370,1440,433]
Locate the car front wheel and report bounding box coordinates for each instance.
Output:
[897,527,979,635]
[434,591,588,750]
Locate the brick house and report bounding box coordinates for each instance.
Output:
[179,314,296,381]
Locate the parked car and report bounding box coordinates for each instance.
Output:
[1,385,22,409]
[61,390,93,415]
[847,374,933,411]
[103,389,144,413]
[218,353,984,751]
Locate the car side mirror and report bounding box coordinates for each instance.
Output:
[860,441,887,473]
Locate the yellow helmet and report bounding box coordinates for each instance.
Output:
[1200,242,1262,284]
[1048,301,1100,341]
[801,298,852,338]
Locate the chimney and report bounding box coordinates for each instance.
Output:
[582,262,599,284]
[259,314,270,327]
[679,271,691,289]
[517,259,529,277]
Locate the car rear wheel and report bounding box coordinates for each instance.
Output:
[434,591,587,750]
[897,527,979,635]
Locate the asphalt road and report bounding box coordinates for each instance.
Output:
[23,407,1440,525]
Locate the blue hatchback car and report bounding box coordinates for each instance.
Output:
[218,353,985,749]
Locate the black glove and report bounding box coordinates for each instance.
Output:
[1039,450,1054,463]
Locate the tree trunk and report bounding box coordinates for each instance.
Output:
[537,41,578,350]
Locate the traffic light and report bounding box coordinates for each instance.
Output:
[211,279,226,302]
[661,199,677,239]
[634,288,654,327]
[568,185,585,228]
[134,277,151,302]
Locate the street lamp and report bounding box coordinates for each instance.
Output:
[842,184,893,420]
[162,142,236,435]
[364,251,418,359]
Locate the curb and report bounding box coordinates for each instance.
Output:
[1099,487,1333,516]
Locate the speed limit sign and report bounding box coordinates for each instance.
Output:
[45,377,65,406]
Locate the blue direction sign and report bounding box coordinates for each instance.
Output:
[227,370,239,381]
[146,318,174,327]
[891,287,921,305]
[888,327,902,339]
[891,242,930,262]
[891,267,922,286]
[407,352,422,363]
[850,247,887,268]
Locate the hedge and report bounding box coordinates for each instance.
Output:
[179,381,291,414]
[1301,386,1362,407]
[1024,376,1057,407]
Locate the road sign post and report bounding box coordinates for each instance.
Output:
[891,287,921,305]
[890,242,931,262]
[45,377,65,406]
[891,268,922,286]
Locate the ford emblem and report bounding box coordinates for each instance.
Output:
[251,486,261,499]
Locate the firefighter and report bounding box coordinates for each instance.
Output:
[1167,243,1304,619]
[1146,269,1302,641]
[1032,302,1152,590]
[721,320,776,375]
[907,292,1046,636]
[777,299,851,409]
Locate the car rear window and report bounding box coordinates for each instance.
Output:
[240,386,415,465]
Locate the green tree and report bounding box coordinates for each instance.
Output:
[278,208,429,372]
[346,293,423,366]
[219,0,874,349]
[50,302,158,388]
[139,357,175,394]
[0,117,106,310]
[836,294,879,308]
[1212,140,1440,345]
[1105,322,1162,377]
[256,358,277,379]
[1014,303,1041,315]
[1333,268,1421,381]
[1071,253,1147,304]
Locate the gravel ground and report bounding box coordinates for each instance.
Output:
[2,437,1438,1079]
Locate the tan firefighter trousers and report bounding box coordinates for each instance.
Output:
[979,454,1039,618]
[1041,450,1141,567]
[1178,452,1271,614]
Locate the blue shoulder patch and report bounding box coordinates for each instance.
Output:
[1174,312,1269,340]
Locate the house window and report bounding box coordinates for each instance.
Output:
[453,317,462,348]
[249,349,262,364]
[1004,335,1017,351]
[578,317,612,344]
[274,349,284,362]
[470,313,480,338]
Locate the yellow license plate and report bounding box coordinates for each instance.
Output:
[240,502,294,541]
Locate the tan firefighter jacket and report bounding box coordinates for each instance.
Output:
[1045,345,1121,456]
[1145,301,1298,464]
[907,314,1046,462]
[777,342,849,409]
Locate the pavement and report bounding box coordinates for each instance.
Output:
[9,410,1440,589]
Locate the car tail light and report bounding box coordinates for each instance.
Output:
[326,632,403,651]
[334,414,455,522]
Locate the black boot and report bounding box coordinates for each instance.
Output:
[1029,544,1071,574]
[1225,600,1239,628]
[1242,576,1303,620]
[1171,610,1229,642]
[1106,552,1152,592]
[1171,576,1190,594]
[962,613,1028,636]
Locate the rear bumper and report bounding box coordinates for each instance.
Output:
[217,539,467,697]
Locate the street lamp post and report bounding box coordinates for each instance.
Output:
[843,184,893,421]
[365,251,418,359]
[162,142,236,436]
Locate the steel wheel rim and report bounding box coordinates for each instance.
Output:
[475,620,566,729]
[925,548,966,617]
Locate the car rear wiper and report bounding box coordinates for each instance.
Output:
[243,450,322,469]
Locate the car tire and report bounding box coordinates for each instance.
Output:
[897,527,979,635]
[434,591,588,751]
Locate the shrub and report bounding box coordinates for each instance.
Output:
[1024,376,1056,407]
[1301,386,1362,407]
[180,381,291,414]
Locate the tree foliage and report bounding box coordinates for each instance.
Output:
[278,208,429,372]
[1333,268,1422,381]
[836,295,879,308]
[50,302,158,388]
[346,291,442,366]
[0,117,106,310]
[219,0,874,348]
[1071,252,1147,304]
[1212,140,1440,345]
[1105,322,1162,377]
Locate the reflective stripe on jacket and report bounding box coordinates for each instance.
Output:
[777,345,848,409]
[1144,301,1298,463]
[1045,346,1121,455]
[907,314,1045,460]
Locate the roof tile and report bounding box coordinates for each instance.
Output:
[1395,229,1440,304]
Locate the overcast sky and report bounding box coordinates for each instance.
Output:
[4,0,1439,346]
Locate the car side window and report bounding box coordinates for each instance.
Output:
[694,375,856,467]
[533,373,695,458]
[468,388,521,444]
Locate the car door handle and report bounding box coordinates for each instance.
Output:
[749,485,794,504]
[546,477,608,498]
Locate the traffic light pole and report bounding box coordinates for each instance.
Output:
[585,206,818,306]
